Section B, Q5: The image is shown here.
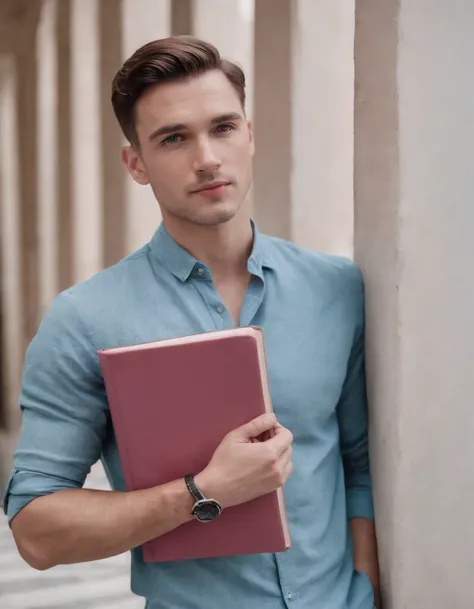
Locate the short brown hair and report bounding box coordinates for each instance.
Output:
[111,35,246,148]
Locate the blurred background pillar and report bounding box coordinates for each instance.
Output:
[192,0,254,119]
[56,0,74,292]
[120,0,169,254]
[171,0,193,36]
[354,1,474,607]
[16,11,42,350]
[99,0,127,268]
[37,0,59,314]
[0,0,42,492]
[71,0,103,282]
[253,0,355,257]
[0,55,22,492]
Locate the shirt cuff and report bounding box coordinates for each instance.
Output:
[346,487,375,521]
[3,468,82,523]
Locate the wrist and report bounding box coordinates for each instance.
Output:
[194,469,225,508]
[158,478,195,526]
[355,561,380,607]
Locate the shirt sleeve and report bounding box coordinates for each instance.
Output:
[2,289,108,523]
[336,266,375,521]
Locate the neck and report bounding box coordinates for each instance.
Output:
[162,205,253,279]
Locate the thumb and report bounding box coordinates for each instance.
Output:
[234,413,277,440]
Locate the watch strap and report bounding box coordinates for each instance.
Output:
[184,474,205,503]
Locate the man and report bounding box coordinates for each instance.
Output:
[3,35,380,608]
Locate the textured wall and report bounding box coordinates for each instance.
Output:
[355,1,474,607]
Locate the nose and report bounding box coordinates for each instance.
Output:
[192,137,222,173]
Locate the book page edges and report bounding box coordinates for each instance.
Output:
[254,328,291,549]
[98,326,261,354]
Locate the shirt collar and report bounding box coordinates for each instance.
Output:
[148,219,273,282]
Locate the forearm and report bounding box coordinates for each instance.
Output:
[11,478,194,570]
[350,518,381,607]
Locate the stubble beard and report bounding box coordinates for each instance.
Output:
[168,194,244,227]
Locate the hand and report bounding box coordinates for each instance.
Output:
[195,413,293,509]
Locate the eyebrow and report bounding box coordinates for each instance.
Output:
[148,112,243,142]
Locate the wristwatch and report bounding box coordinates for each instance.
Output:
[184,474,222,522]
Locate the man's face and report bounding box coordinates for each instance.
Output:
[123,70,254,227]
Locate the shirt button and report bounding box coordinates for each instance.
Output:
[197,267,205,276]
[287,592,292,600]
[216,306,224,314]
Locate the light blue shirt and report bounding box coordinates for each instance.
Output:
[4,220,375,609]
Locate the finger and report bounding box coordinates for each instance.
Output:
[265,426,293,456]
[236,413,277,440]
[277,445,292,468]
[282,460,293,482]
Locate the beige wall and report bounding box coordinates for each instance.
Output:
[355,1,474,607]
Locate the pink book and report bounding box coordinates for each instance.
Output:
[97,326,291,563]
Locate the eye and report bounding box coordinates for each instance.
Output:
[161,134,185,146]
[214,123,236,134]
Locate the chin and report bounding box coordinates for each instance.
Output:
[186,202,241,227]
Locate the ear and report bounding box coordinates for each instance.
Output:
[121,145,150,185]
[247,119,255,156]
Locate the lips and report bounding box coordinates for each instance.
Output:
[193,181,231,193]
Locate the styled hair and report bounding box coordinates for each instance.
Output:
[111,35,246,148]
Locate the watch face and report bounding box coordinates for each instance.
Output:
[193,499,222,522]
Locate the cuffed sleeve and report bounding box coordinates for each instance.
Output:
[3,290,108,523]
[336,268,375,521]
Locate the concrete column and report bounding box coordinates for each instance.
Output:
[253,0,291,241]
[121,0,169,254]
[16,50,40,348]
[354,2,474,607]
[55,0,74,292]
[171,0,193,35]
[99,0,127,268]
[0,56,23,479]
[253,0,354,256]
[37,0,59,313]
[71,0,102,282]
[192,0,254,118]
[0,0,42,490]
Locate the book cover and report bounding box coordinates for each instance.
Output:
[98,326,290,563]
